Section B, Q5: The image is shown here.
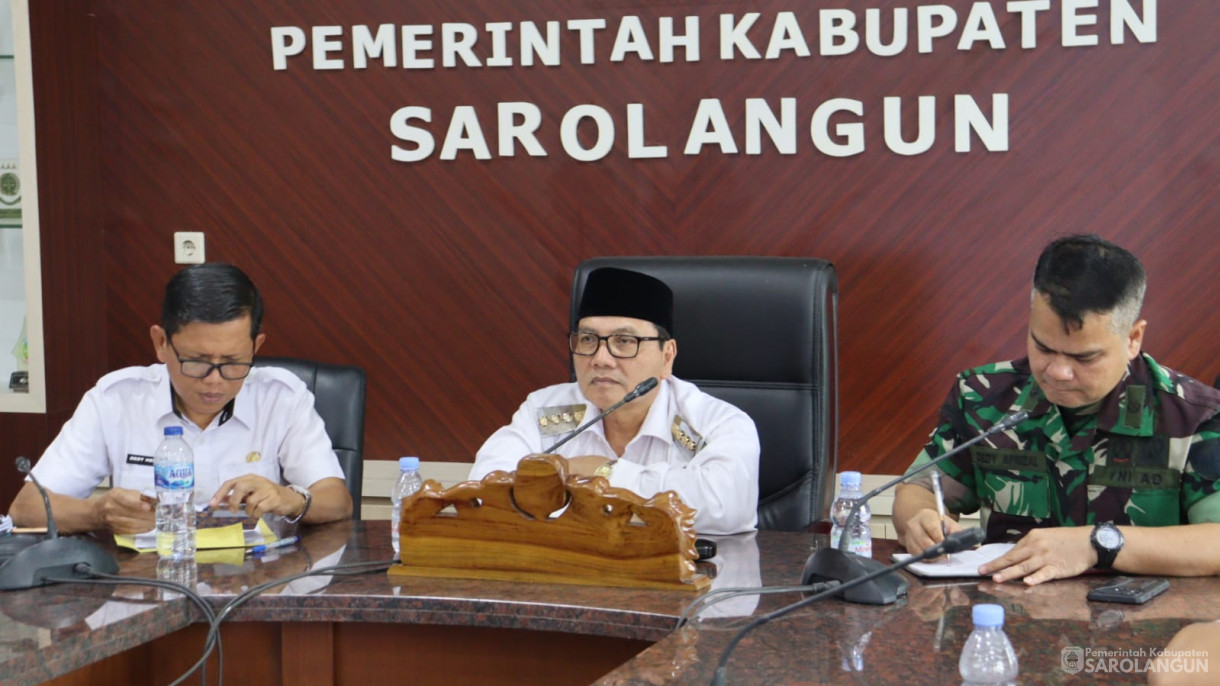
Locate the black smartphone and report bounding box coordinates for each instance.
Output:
[1086,576,1170,604]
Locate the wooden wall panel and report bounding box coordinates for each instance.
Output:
[0,1,105,508]
[7,2,1220,499]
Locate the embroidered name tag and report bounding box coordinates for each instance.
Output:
[1091,465,1180,490]
[971,447,1048,473]
[126,454,154,466]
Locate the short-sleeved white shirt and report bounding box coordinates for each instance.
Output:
[471,376,760,535]
[31,364,345,502]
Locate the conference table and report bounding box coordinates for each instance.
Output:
[0,520,1213,685]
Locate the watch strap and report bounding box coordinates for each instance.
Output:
[285,484,312,524]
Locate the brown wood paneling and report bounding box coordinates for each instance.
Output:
[8,1,1220,489]
[0,1,105,508]
[333,623,649,686]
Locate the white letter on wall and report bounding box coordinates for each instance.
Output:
[561,105,615,161]
[390,106,434,162]
[270,27,306,71]
[811,98,864,157]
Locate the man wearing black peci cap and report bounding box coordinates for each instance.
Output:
[470,267,761,535]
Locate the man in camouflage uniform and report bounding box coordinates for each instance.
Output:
[470,267,760,535]
[894,235,1220,585]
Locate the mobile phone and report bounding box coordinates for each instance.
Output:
[1086,576,1170,604]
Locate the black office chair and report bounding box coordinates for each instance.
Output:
[253,356,367,519]
[571,257,839,532]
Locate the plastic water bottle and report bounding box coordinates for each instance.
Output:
[829,471,872,557]
[154,426,196,560]
[390,457,423,557]
[156,557,197,599]
[959,604,1019,685]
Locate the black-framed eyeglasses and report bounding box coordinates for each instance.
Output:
[168,340,254,380]
[569,331,667,359]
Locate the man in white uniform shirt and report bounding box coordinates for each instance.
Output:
[470,267,760,535]
[8,263,351,534]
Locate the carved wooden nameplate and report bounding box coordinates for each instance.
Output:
[388,454,711,592]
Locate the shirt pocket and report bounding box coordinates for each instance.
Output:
[972,447,1053,520]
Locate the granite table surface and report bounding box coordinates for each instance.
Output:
[1,521,1215,685]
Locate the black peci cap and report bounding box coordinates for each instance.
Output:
[576,267,674,335]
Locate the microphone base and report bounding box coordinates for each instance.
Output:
[0,536,119,591]
[801,548,908,605]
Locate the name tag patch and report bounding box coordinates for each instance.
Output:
[971,447,1048,473]
[126,454,154,466]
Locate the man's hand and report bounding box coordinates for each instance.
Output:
[978,526,1097,585]
[95,487,156,534]
[899,508,963,555]
[210,474,306,520]
[564,455,613,477]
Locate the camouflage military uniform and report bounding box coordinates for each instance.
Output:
[906,353,1220,542]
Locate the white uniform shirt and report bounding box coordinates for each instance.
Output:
[471,376,760,535]
[31,364,345,501]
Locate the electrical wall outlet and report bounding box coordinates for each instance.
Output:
[174,231,205,264]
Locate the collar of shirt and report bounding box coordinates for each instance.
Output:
[1013,354,1156,438]
[577,377,675,453]
[161,363,247,429]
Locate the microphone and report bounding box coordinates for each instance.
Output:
[542,377,659,453]
[0,457,119,590]
[802,409,1030,604]
[16,456,57,539]
[711,528,986,686]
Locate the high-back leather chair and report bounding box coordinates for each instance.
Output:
[253,356,367,519]
[571,257,839,531]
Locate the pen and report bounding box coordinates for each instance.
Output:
[247,535,301,556]
[930,470,950,562]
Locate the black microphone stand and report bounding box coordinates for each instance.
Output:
[0,457,119,590]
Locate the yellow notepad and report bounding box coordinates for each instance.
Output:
[115,518,278,554]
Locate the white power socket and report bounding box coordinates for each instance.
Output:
[174,232,205,264]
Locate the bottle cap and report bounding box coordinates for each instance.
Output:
[972,603,1004,627]
[164,426,184,436]
[839,471,862,490]
[399,456,420,471]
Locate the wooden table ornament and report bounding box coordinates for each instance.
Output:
[388,454,711,592]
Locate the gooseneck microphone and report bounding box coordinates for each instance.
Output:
[835,409,1030,553]
[16,456,57,539]
[801,409,1030,605]
[542,377,659,454]
[711,528,986,686]
[0,457,119,590]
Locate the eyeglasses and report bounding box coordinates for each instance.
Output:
[569,331,667,359]
[168,340,254,380]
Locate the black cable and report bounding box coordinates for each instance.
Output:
[185,558,392,686]
[199,558,395,680]
[45,566,223,686]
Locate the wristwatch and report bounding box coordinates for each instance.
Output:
[594,461,615,480]
[285,484,312,524]
[1090,522,1124,569]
